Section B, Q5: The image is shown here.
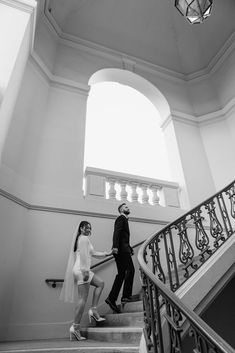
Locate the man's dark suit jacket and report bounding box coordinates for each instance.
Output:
[112,215,132,254]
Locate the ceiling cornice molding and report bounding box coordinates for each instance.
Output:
[59,33,185,83]
[29,51,235,128]
[197,111,226,126]
[42,6,235,85]
[161,98,235,130]
[199,96,235,126]
[160,112,197,131]
[42,9,186,83]
[207,31,235,77]
[30,52,90,96]
[43,0,62,37]
[168,111,198,129]
[0,0,36,13]
[186,30,235,83]
[58,35,185,83]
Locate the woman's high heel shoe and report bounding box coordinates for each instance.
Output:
[69,323,86,341]
[88,308,106,323]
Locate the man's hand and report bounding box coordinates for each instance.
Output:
[112,248,118,255]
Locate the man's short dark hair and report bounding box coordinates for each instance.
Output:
[118,203,126,213]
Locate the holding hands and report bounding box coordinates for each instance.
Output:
[82,270,89,282]
[105,250,113,256]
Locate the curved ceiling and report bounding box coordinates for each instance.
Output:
[41,0,235,75]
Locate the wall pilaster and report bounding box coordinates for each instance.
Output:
[0,0,37,161]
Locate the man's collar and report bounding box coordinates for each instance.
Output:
[121,213,129,219]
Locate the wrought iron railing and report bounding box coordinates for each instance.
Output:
[138,180,235,353]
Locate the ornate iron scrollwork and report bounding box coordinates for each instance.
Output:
[191,210,211,262]
[189,326,218,353]
[149,238,166,283]
[217,193,233,237]
[225,183,235,219]
[139,180,235,353]
[175,219,197,278]
[205,200,224,248]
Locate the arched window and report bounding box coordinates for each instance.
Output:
[84,81,172,181]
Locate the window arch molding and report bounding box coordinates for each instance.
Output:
[88,68,170,126]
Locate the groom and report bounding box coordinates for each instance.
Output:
[105,203,135,313]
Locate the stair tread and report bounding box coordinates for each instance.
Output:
[105,311,143,317]
[83,326,143,332]
[0,339,140,352]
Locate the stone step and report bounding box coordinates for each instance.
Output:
[81,326,143,344]
[105,300,143,315]
[0,339,139,353]
[119,300,143,313]
[103,311,144,327]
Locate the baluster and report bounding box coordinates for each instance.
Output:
[205,200,224,248]
[150,185,160,205]
[141,184,149,204]
[163,228,179,291]
[217,193,233,237]
[225,183,235,218]
[176,219,196,278]
[120,180,128,201]
[191,209,210,262]
[107,178,117,200]
[130,182,139,203]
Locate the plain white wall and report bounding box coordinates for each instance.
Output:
[33,16,58,74]
[0,196,28,339]
[173,119,215,206]
[1,62,49,202]
[29,85,88,207]
[212,49,235,108]
[200,119,235,190]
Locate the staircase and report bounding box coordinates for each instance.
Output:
[0,298,144,353]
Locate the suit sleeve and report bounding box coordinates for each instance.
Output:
[112,216,124,249]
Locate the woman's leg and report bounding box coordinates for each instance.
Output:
[90,274,104,309]
[74,283,90,324]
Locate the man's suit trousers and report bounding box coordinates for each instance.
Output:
[108,252,135,302]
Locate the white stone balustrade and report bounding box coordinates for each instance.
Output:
[84,167,180,208]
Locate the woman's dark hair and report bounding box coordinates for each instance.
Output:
[73,221,91,252]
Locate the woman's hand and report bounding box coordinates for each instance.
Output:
[82,270,89,281]
[105,250,113,256]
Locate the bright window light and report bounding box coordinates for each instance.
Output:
[84,82,172,181]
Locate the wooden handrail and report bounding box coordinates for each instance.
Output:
[45,239,144,288]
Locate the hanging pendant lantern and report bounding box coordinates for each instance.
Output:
[175,0,213,24]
